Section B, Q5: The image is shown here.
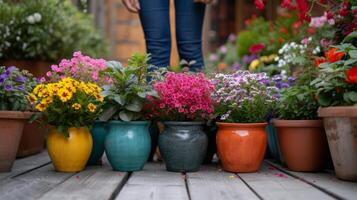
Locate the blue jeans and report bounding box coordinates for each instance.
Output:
[139,0,205,71]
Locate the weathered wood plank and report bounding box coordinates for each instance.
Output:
[0,151,50,180]
[0,164,74,200]
[186,165,259,200]
[38,165,128,200]
[238,162,335,200]
[115,163,189,200]
[267,160,357,200]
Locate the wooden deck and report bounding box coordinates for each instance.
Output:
[1,151,357,200]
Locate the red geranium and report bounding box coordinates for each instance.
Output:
[346,67,357,84]
[254,0,265,10]
[325,48,345,63]
[249,43,265,54]
[314,57,327,67]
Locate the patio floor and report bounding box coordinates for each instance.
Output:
[0,151,356,200]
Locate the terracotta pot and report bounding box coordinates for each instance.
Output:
[318,107,357,181]
[216,122,267,173]
[273,119,329,172]
[47,127,92,172]
[0,111,33,172]
[17,121,46,158]
[0,60,52,78]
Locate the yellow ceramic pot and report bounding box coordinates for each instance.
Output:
[47,127,92,172]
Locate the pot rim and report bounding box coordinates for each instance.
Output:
[108,120,149,125]
[272,119,323,128]
[318,106,357,117]
[0,111,34,120]
[163,121,205,126]
[216,122,267,128]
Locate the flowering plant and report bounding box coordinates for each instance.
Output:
[146,72,215,121]
[0,66,38,111]
[43,51,111,86]
[311,32,357,106]
[212,71,279,123]
[29,77,104,136]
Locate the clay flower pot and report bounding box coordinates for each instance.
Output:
[0,111,33,172]
[318,107,357,181]
[273,119,329,172]
[216,122,267,173]
[47,127,92,172]
[17,121,46,158]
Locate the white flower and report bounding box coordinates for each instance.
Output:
[26,15,35,24]
[33,13,42,22]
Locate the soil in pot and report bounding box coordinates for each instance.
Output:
[0,111,32,172]
[273,119,329,172]
[159,122,208,172]
[17,121,46,158]
[216,122,267,173]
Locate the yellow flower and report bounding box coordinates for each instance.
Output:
[95,94,104,102]
[87,103,97,112]
[58,88,72,102]
[259,56,269,63]
[38,88,49,98]
[42,97,53,104]
[72,103,81,110]
[27,93,38,104]
[33,84,44,95]
[249,59,260,71]
[268,54,277,62]
[35,103,47,112]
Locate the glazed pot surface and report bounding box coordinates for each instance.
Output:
[87,121,107,165]
[159,122,208,172]
[105,121,151,172]
[216,122,267,173]
[273,119,328,172]
[47,127,92,172]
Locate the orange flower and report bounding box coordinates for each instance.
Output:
[346,67,357,84]
[325,48,345,63]
[314,57,327,67]
[218,63,227,71]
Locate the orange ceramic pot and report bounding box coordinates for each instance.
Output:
[216,122,267,173]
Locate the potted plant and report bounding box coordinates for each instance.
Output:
[212,71,278,172]
[43,51,111,166]
[312,33,357,181]
[100,54,154,172]
[0,66,37,171]
[146,72,215,172]
[29,77,104,172]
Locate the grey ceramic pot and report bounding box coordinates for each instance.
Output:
[159,122,208,172]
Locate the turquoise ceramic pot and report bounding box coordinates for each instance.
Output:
[105,121,151,171]
[266,122,282,162]
[87,121,107,165]
[159,122,208,172]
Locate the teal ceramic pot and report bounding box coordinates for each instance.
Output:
[266,122,282,162]
[87,121,107,165]
[105,121,151,171]
[159,122,208,172]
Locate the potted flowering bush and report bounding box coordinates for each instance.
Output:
[29,77,104,172]
[146,72,215,172]
[0,66,37,171]
[100,54,154,172]
[43,51,110,166]
[212,71,278,172]
[312,34,357,181]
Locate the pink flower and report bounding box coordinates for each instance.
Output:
[46,71,52,77]
[39,77,46,83]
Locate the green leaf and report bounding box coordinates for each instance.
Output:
[343,31,357,43]
[317,92,332,107]
[106,61,123,70]
[344,91,357,102]
[119,110,134,121]
[114,95,125,105]
[100,90,112,97]
[99,107,118,121]
[349,50,357,59]
[125,100,143,112]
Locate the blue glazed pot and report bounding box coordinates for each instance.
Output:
[105,121,151,171]
[87,121,107,165]
[266,122,282,162]
[159,122,208,172]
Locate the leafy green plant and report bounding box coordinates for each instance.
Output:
[100,54,157,121]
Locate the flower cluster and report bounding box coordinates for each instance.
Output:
[146,72,215,121]
[0,66,38,111]
[309,12,335,28]
[29,77,104,136]
[43,51,110,85]
[212,71,279,123]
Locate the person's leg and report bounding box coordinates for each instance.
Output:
[138,0,171,68]
[175,0,206,71]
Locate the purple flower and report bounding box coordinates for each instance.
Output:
[242,54,258,65]
[6,66,17,75]
[228,34,236,42]
[272,75,282,82]
[219,46,227,54]
[4,84,14,91]
[209,54,218,62]
[288,77,296,84]
[16,85,26,91]
[231,63,241,70]
[0,73,9,79]
[15,75,27,83]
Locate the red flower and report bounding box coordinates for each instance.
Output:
[296,0,310,22]
[254,0,265,10]
[346,67,357,84]
[314,57,327,67]
[307,27,315,35]
[279,27,289,34]
[249,43,265,54]
[280,0,296,9]
[325,48,345,63]
[278,37,284,44]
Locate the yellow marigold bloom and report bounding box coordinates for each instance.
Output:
[249,59,260,71]
[87,103,97,112]
[268,54,277,62]
[72,103,81,110]
[259,56,269,63]
[95,94,104,102]
[42,97,53,105]
[35,103,47,112]
[58,88,72,102]
[27,93,38,104]
[33,84,44,95]
[38,88,49,98]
